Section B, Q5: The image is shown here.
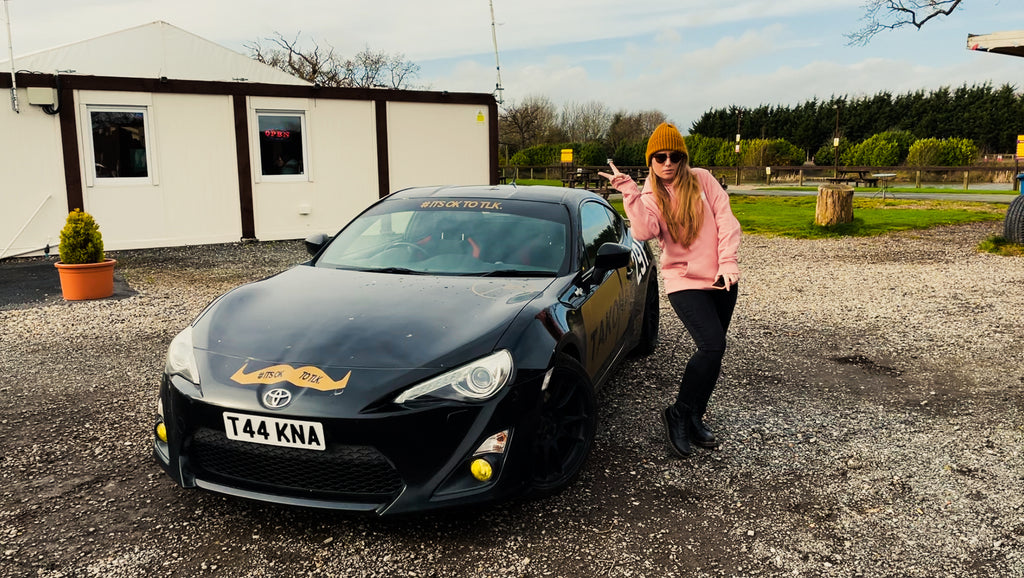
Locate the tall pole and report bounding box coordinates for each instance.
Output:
[3,0,18,113]
[735,109,742,186]
[833,104,840,179]
[489,0,504,106]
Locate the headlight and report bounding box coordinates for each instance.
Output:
[165,326,200,384]
[394,350,513,404]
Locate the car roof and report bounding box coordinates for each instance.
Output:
[387,184,605,206]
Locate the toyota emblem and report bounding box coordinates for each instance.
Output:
[262,388,292,408]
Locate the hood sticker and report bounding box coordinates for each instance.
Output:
[231,363,351,392]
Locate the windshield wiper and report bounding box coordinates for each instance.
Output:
[352,266,427,275]
[474,269,557,278]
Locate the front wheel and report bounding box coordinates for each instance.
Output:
[529,354,596,497]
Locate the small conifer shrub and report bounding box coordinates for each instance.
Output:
[58,209,105,264]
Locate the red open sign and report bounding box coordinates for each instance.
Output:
[263,129,291,141]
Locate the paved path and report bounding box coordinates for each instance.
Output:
[731,184,1019,204]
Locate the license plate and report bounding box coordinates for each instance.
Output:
[222,412,326,451]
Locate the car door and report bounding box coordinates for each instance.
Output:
[574,200,638,382]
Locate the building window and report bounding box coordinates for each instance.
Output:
[89,107,150,179]
[257,112,306,177]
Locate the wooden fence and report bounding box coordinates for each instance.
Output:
[499,164,1022,191]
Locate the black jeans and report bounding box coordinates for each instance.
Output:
[667,287,738,417]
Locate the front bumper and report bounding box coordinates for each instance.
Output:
[154,371,546,515]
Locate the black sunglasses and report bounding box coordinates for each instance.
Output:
[651,152,685,164]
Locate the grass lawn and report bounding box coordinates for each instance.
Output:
[724,195,1005,238]
[513,177,1018,252]
[517,180,1004,237]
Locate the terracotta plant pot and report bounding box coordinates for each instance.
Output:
[54,259,117,300]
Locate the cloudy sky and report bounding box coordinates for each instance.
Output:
[3,0,1021,131]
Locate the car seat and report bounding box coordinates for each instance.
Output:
[421,218,480,258]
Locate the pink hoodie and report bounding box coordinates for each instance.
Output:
[612,167,741,294]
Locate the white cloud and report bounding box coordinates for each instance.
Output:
[5,0,1019,133]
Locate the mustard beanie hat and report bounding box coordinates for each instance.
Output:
[645,123,688,166]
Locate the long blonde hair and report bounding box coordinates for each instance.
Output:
[651,163,703,247]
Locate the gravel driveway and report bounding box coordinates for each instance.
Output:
[1,221,1021,577]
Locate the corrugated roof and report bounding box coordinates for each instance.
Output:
[0,21,311,85]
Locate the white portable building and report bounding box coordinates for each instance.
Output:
[1,22,498,258]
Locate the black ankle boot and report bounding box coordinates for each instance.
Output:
[661,406,692,457]
[686,410,718,448]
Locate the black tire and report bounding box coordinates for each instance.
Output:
[630,275,660,357]
[1005,195,1024,244]
[529,353,597,497]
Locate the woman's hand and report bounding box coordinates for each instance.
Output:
[598,162,630,184]
[716,272,740,291]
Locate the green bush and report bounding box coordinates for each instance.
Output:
[59,209,105,264]
[510,144,560,166]
[685,134,727,167]
[946,137,979,166]
[907,137,979,167]
[814,140,853,166]
[715,140,740,167]
[577,141,610,166]
[510,141,609,166]
[907,138,944,166]
[843,130,917,166]
[741,138,803,166]
[613,140,647,166]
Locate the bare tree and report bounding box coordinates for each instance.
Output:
[499,95,558,151]
[558,101,613,142]
[246,33,419,89]
[246,32,345,86]
[607,109,669,150]
[847,0,965,45]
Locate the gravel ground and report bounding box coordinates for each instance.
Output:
[1,221,1022,577]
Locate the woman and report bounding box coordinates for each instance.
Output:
[599,122,742,458]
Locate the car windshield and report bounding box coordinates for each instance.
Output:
[315,197,570,276]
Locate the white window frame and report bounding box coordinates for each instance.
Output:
[83,104,156,187]
[254,109,310,183]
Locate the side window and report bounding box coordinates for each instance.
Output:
[257,111,307,177]
[87,106,151,181]
[579,202,623,270]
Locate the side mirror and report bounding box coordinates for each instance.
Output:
[304,233,331,256]
[591,242,632,281]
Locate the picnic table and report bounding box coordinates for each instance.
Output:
[562,168,612,197]
[825,170,879,187]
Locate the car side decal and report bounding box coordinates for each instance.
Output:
[230,363,351,392]
[630,239,651,285]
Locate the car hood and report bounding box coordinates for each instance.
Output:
[193,265,555,371]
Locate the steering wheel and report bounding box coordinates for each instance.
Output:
[388,242,430,260]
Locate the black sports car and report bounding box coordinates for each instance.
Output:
[154,184,658,515]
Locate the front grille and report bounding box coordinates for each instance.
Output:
[188,427,403,500]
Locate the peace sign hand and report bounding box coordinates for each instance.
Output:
[598,161,628,183]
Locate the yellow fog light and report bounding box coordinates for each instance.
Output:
[155,422,168,443]
[470,458,493,481]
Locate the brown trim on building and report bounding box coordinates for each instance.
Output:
[232,95,257,240]
[375,100,390,199]
[56,85,84,211]
[488,100,500,185]
[4,73,495,108]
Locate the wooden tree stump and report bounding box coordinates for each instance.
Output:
[815,184,854,226]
